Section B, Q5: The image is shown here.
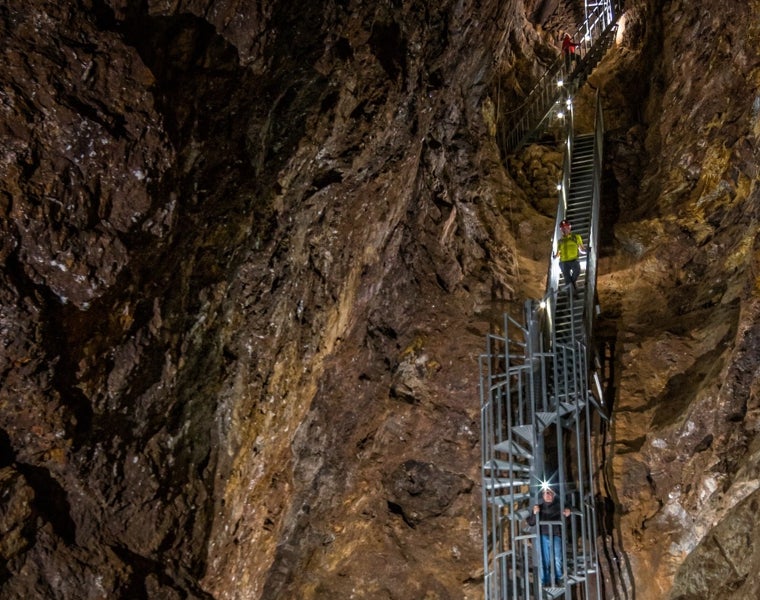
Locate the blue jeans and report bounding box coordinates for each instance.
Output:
[540,534,564,585]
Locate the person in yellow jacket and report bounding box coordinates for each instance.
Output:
[555,219,586,293]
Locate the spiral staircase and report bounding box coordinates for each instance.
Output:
[480,2,623,598]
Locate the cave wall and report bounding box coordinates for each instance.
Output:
[595,0,760,598]
[1,0,524,598]
[1,0,759,599]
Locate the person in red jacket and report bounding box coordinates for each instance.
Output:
[562,33,580,72]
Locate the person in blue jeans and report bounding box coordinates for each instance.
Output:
[526,487,571,586]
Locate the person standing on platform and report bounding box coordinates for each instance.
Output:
[526,487,572,587]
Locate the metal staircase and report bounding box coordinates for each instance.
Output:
[499,0,623,154]
[481,90,607,599]
[555,132,594,348]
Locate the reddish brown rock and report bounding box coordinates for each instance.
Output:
[0,0,759,599]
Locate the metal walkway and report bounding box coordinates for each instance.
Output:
[480,90,608,600]
[498,0,622,154]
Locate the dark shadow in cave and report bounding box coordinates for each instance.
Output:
[16,463,77,546]
[599,136,621,253]
[594,323,636,599]
[0,428,12,467]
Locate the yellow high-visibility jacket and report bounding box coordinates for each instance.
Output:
[557,233,584,262]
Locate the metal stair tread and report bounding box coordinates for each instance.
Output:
[487,492,532,506]
[493,439,534,459]
[534,411,558,428]
[511,424,535,445]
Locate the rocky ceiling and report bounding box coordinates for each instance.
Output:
[1,0,759,599]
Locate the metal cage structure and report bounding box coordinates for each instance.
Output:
[482,85,611,600]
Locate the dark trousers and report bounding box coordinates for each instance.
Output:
[560,259,580,289]
[564,51,577,73]
[565,52,575,73]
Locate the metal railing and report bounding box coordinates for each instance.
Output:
[481,3,620,595]
[583,92,604,348]
[481,55,610,600]
[481,307,603,599]
[499,0,622,154]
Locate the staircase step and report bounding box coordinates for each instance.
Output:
[535,411,558,428]
[494,439,534,459]
[511,507,533,521]
[512,424,535,445]
[487,492,532,506]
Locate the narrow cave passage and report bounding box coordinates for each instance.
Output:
[479,1,632,598]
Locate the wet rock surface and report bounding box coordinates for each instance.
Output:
[0,0,758,599]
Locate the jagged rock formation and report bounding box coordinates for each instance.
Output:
[594,2,760,598]
[0,1,758,599]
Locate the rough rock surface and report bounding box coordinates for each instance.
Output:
[0,0,758,599]
[592,1,760,598]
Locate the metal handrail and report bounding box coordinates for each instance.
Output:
[500,0,622,154]
[583,91,604,348]
[481,6,620,597]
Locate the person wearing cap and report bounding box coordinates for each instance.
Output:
[526,487,572,587]
[555,219,586,295]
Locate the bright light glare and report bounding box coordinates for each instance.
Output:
[557,79,564,87]
[539,300,547,310]
[557,111,564,119]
